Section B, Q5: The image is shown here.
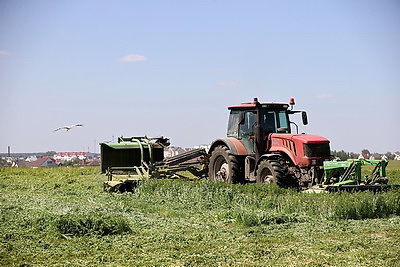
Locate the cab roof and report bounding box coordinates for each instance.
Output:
[228,102,289,110]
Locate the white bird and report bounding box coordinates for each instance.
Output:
[54,124,84,132]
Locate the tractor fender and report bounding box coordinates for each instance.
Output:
[269,146,299,166]
[209,137,248,156]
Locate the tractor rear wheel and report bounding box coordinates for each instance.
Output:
[256,159,285,186]
[208,146,240,183]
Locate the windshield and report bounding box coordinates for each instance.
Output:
[228,109,290,139]
[261,110,290,134]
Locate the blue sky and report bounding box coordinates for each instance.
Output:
[1,0,399,153]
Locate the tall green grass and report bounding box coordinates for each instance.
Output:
[55,212,132,237]
[1,166,400,266]
[133,179,400,226]
[387,160,400,184]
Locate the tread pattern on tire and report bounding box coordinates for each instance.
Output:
[256,159,285,186]
[209,145,241,183]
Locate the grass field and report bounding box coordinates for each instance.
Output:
[1,161,400,266]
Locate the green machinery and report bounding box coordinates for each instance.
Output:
[100,136,398,193]
[320,158,399,192]
[100,136,208,192]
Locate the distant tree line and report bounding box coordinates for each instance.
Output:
[331,150,359,160]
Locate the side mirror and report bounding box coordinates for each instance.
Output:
[302,111,308,125]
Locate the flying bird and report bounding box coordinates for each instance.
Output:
[54,124,84,132]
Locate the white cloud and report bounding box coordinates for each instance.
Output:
[0,51,10,56]
[120,54,147,62]
[216,81,240,87]
[316,94,334,99]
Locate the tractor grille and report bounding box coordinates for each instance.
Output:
[304,143,331,158]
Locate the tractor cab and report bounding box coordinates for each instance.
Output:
[226,98,307,154]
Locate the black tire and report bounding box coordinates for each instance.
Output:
[256,159,285,186]
[208,146,241,183]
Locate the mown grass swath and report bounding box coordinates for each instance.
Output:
[1,164,400,266]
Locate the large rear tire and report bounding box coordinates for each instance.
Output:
[208,146,241,183]
[256,159,285,186]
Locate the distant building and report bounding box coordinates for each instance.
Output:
[29,156,58,168]
[11,159,31,167]
[54,152,89,164]
[358,153,370,160]
[194,144,211,153]
[25,155,38,162]
[84,159,101,166]
[164,147,186,158]
[11,156,57,168]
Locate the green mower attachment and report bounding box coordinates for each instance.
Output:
[321,159,400,192]
[100,136,208,192]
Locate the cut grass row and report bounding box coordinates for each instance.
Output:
[1,163,400,266]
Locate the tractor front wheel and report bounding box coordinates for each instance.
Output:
[208,146,240,183]
[256,159,285,186]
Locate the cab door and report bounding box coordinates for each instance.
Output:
[238,111,256,153]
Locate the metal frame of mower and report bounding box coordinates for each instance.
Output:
[316,159,400,192]
[101,136,208,192]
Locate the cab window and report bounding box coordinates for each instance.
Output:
[239,111,256,138]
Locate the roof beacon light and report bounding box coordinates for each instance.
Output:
[289,98,295,110]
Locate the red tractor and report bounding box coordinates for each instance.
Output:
[208,98,332,189]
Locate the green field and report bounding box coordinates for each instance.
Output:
[1,161,400,266]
